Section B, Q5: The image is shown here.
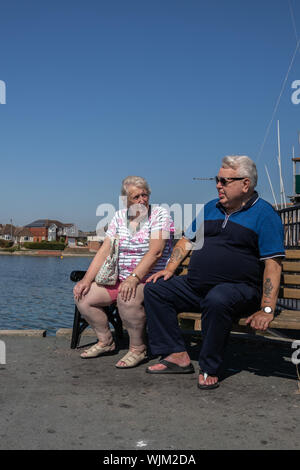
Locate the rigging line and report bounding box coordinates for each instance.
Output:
[256,39,300,163]
[288,0,298,43]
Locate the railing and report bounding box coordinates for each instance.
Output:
[277,204,300,249]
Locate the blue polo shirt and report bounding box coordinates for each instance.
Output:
[184,192,285,291]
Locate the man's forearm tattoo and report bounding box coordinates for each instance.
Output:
[170,247,185,264]
[263,278,273,302]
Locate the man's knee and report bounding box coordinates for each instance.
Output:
[144,277,174,297]
[144,280,157,292]
[143,281,160,301]
[203,286,235,315]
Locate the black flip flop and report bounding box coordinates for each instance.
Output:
[146,359,195,374]
[197,369,220,390]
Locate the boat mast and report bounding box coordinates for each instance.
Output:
[277,120,287,208]
[265,165,278,210]
[293,145,296,196]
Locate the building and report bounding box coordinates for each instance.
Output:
[25,219,78,245]
[87,227,106,252]
[14,227,34,244]
[0,224,34,244]
[0,224,15,241]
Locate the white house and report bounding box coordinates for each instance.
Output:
[47,222,79,246]
[0,225,34,244]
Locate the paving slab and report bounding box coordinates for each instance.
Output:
[0,329,47,337]
[0,333,299,450]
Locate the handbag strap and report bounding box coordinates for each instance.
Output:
[109,236,119,257]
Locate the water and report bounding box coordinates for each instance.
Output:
[0,255,92,335]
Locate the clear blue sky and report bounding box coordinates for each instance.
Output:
[1,0,300,231]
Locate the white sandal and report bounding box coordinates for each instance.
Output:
[80,342,115,359]
[115,349,147,369]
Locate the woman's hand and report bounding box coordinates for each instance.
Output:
[73,279,92,301]
[118,276,139,302]
[146,269,174,283]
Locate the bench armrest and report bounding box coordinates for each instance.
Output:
[70,270,87,282]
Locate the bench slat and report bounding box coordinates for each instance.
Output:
[239,316,300,329]
[284,250,300,260]
[276,309,300,317]
[282,261,300,272]
[178,310,300,331]
[281,287,300,299]
[179,312,200,320]
[283,274,300,285]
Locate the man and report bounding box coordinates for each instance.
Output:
[143,155,284,390]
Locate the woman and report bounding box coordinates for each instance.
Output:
[73,176,174,368]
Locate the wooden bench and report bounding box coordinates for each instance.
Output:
[178,250,300,339]
[70,249,300,348]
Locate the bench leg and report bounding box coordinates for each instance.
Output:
[70,305,89,349]
[106,306,123,340]
[71,304,123,349]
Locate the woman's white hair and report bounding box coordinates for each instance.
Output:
[222,155,258,189]
[121,176,151,196]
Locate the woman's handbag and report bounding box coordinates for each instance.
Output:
[95,237,119,286]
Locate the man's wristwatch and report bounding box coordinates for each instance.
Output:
[261,306,274,314]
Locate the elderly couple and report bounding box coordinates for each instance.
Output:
[73,155,284,390]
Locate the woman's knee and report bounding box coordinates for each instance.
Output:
[75,297,92,319]
[76,295,110,320]
[117,297,146,321]
[75,296,86,311]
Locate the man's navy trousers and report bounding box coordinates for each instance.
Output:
[144,275,261,375]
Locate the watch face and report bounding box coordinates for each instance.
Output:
[263,307,273,313]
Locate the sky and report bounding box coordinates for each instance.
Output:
[1,0,300,231]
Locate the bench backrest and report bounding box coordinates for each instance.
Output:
[278,249,300,310]
[177,249,300,308]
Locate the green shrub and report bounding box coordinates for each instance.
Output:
[4,246,18,253]
[23,242,66,250]
[0,240,14,248]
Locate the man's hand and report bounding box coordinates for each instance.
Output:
[245,310,274,331]
[245,258,281,331]
[146,269,174,283]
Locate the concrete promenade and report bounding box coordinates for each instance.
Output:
[0,330,299,450]
[0,250,94,257]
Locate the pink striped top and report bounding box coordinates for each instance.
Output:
[106,206,175,281]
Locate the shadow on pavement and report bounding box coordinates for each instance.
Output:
[184,332,299,382]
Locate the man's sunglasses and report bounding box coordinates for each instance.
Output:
[215,176,246,186]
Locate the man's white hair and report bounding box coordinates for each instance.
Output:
[121,176,151,196]
[222,155,257,189]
